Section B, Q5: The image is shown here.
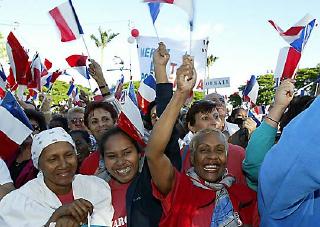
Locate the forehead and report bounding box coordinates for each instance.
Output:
[89,108,111,119]
[71,112,84,118]
[104,133,135,153]
[196,132,225,148]
[41,141,74,157]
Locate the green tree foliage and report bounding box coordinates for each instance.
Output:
[228,92,242,107]
[0,32,7,61]
[38,80,91,105]
[229,66,320,108]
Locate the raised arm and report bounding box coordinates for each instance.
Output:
[243,79,294,191]
[146,55,196,195]
[153,42,182,170]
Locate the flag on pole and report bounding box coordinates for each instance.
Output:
[0,91,33,161]
[144,0,194,30]
[148,2,161,24]
[28,53,42,90]
[44,58,52,70]
[243,75,259,104]
[6,32,29,85]
[269,14,316,53]
[66,55,90,79]
[117,81,145,146]
[114,74,125,100]
[67,79,80,102]
[274,47,301,80]
[137,74,156,115]
[49,0,84,42]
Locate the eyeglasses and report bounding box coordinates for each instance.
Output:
[71,118,84,124]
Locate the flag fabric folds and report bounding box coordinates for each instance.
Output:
[274,47,301,80]
[148,2,161,24]
[144,0,194,30]
[243,75,259,104]
[67,79,80,102]
[117,82,145,146]
[28,53,42,90]
[66,55,90,79]
[137,74,156,115]
[6,32,29,85]
[269,14,316,53]
[0,92,33,161]
[49,0,84,42]
[114,74,125,100]
[0,65,6,90]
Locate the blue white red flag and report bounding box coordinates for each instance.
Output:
[274,47,301,80]
[117,81,145,146]
[137,74,156,115]
[269,14,316,53]
[6,32,29,85]
[66,55,90,79]
[144,0,194,30]
[49,0,84,42]
[248,110,261,127]
[114,74,125,100]
[67,79,80,102]
[0,91,33,161]
[148,2,161,24]
[243,75,259,104]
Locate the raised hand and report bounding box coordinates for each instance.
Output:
[274,79,295,109]
[88,59,105,85]
[176,54,197,96]
[243,117,257,136]
[153,42,170,67]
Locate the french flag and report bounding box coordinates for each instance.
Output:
[147,2,161,24]
[243,75,259,105]
[137,74,156,115]
[274,47,301,80]
[6,32,29,85]
[114,74,124,100]
[28,53,42,90]
[49,0,84,42]
[66,55,90,79]
[67,79,80,102]
[0,92,33,161]
[117,82,145,146]
[144,0,194,30]
[269,14,316,53]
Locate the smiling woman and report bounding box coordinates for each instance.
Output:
[0,127,114,227]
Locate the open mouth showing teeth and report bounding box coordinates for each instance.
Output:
[116,167,131,175]
[203,165,219,171]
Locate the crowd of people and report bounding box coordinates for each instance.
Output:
[0,42,319,227]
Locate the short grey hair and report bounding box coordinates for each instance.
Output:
[189,128,228,156]
[67,107,85,122]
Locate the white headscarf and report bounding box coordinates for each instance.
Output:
[31,127,75,169]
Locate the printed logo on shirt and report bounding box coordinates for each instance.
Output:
[112,215,127,227]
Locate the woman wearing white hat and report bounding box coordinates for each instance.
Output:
[0,127,114,227]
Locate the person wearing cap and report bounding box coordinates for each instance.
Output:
[0,127,114,227]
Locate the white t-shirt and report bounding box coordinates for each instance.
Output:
[0,159,12,185]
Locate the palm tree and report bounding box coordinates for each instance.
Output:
[90,27,119,66]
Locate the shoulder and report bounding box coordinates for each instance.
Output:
[228,143,245,156]
[74,174,110,189]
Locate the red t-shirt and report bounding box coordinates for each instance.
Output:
[79,151,100,175]
[153,169,214,227]
[109,179,130,227]
[57,190,74,205]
